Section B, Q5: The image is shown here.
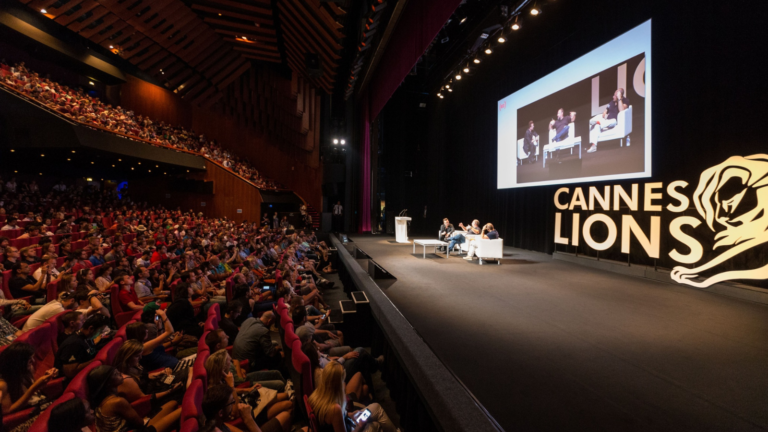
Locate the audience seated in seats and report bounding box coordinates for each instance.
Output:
[0,288,34,319]
[87,365,180,432]
[112,339,185,404]
[10,262,49,305]
[22,291,76,331]
[201,383,276,432]
[295,310,382,396]
[117,275,149,312]
[205,328,287,391]
[292,306,345,355]
[76,268,99,292]
[232,312,284,373]
[132,309,196,373]
[31,255,59,281]
[47,397,96,432]
[95,265,114,292]
[219,302,242,343]
[133,265,170,302]
[302,341,369,403]
[184,270,226,307]
[0,343,60,428]
[0,314,23,345]
[308,362,397,432]
[74,286,110,317]
[205,349,293,431]
[57,310,84,346]
[463,223,500,261]
[165,283,208,338]
[55,313,110,379]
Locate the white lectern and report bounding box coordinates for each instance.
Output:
[395,217,411,243]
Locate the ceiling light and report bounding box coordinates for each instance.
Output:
[340,139,346,145]
[498,31,506,43]
[67,158,71,161]
[40,9,47,14]
[485,47,492,55]
[89,81,94,85]
[447,88,453,92]
[10,149,14,152]
[531,2,540,15]
[72,150,76,153]
[118,159,121,161]
[148,170,151,172]
[91,162,94,164]
[39,173,42,175]
[439,95,444,99]
[218,13,222,16]
[131,167,134,170]
[474,57,481,64]
[109,45,114,49]
[242,36,247,40]
[87,178,93,182]
[437,93,442,97]
[460,17,467,24]
[112,165,115,167]
[463,64,470,73]
[156,165,159,168]
[333,139,339,144]
[512,16,520,30]
[40,154,44,157]
[455,73,462,80]
[138,162,141,165]
[445,84,451,89]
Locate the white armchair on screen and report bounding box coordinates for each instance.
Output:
[594,105,633,147]
[517,138,539,165]
[474,239,504,265]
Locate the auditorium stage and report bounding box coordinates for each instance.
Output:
[349,234,768,432]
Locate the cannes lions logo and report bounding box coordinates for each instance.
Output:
[671,155,768,288]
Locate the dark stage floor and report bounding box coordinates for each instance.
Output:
[350,235,768,432]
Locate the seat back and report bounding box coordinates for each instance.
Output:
[46,280,61,303]
[304,395,320,432]
[179,418,199,432]
[209,302,221,323]
[94,337,125,365]
[28,391,77,432]
[2,269,14,299]
[181,379,205,423]
[64,360,103,400]
[192,349,210,388]
[44,310,68,352]
[16,323,56,376]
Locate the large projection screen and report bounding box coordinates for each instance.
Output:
[497,20,651,189]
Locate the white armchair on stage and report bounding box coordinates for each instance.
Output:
[592,105,633,147]
[473,239,504,265]
[543,123,582,168]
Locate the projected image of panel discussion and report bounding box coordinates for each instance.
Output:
[497,20,651,189]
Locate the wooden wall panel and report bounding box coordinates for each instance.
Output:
[119,75,192,128]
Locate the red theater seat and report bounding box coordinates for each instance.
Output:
[27,391,76,432]
[111,284,136,328]
[180,418,199,432]
[94,337,125,365]
[192,349,210,389]
[181,379,204,424]
[64,360,102,400]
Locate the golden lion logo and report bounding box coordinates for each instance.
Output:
[671,154,768,287]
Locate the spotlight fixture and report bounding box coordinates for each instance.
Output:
[512,16,520,30]
[531,2,540,15]
[439,94,444,99]
[463,64,470,73]
[109,45,114,49]
[67,158,71,161]
[333,139,339,144]
[89,81,94,85]
[460,17,467,24]
[41,9,47,13]
[437,93,442,97]
[445,84,451,89]
[455,73,462,80]
[498,30,506,43]
[340,139,346,145]
[91,162,94,164]
[473,57,481,64]
[40,154,44,157]
[218,13,222,16]
[72,150,76,153]
[447,88,453,92]
[10,149,14,152]
[485,47,492,55]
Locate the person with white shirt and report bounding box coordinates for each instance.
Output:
[332,201,343,231]
[22,291,77,331]
[32,255,60,281]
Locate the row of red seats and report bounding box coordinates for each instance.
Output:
[0,308,145,432]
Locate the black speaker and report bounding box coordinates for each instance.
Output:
[305,53,323,78]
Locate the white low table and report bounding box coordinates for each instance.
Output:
[413,239,448,258]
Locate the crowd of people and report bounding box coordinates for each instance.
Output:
[0,60,281,190]
[0,178,397,432]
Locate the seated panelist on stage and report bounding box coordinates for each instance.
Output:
[439,218,455,242]
[464,223,500,261]
[447,219,481,252]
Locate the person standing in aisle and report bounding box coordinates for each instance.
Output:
[332,201,343,232]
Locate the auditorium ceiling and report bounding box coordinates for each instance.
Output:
[15,0,354,104]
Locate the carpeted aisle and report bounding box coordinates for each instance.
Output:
[350,235,768,432]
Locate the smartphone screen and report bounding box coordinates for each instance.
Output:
[321,314,327,320]
[359,409,371,422]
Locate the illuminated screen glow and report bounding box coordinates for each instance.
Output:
[497,20,651,189]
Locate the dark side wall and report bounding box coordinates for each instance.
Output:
[380,0,768,280]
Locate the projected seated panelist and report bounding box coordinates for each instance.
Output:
[543,108,582,167]
[587,88,633,153]
[517,121,540,165]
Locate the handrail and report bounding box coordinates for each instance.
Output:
[0,80,295,194]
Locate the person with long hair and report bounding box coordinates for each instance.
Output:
[112,340,183,404]
[463,222,499,261]
[0,343,59,431]
[77,268,99,291]
[47,397,95,432]
[204,349,292,431]
[308,362,397,432]
[301,341,369,402]
[87,365,180,432]
[201,384,269,432]
[94,265,114,292]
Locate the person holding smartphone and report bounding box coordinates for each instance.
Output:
[308,362,397,432]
